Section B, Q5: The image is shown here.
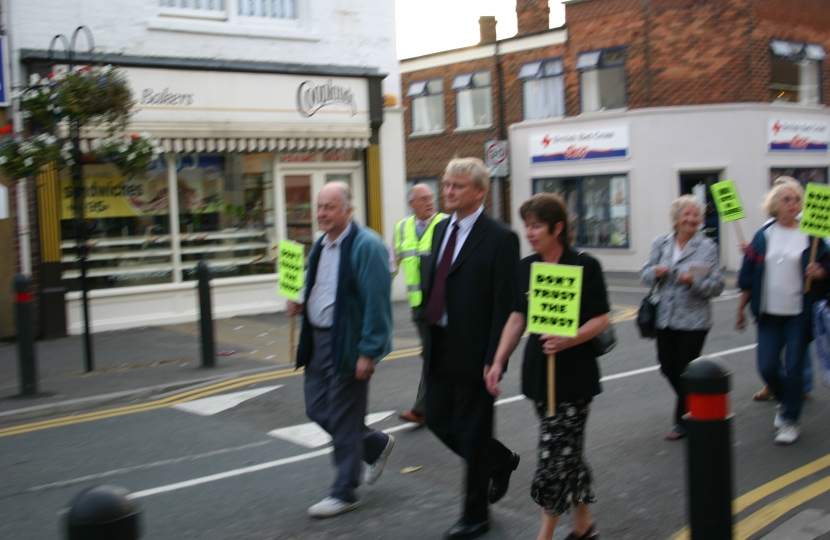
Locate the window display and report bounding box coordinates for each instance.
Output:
[533,174,629,248]
[60,152,277,290]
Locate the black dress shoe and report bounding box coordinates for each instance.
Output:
[488,451,520,504]
[443,520,490,539]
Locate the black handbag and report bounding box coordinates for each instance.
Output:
[637,283,659,339]
[592,325,617,356]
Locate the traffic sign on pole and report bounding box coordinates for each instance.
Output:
[485,140,509,177]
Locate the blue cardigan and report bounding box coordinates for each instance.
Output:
[296,222,393,376]
[738,220,830,320]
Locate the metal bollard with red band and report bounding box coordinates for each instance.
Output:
[682,358,733,540]
[197,261,216,368]
[13,274,38,396]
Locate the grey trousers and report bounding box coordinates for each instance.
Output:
[304,329,389,502]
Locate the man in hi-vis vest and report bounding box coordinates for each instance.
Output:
[393,183,446,424]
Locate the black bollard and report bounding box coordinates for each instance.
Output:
[13,274,37,396]
[682,358,733,540]
[65,485,141,540]
[197,261,216,368]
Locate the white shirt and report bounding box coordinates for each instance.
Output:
[432,205,484,326]
[763,223,807,316]
[306,222,353,328]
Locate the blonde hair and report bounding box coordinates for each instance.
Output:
[444,157,490,196]
[669,194,705,230]
[763,177,803,217]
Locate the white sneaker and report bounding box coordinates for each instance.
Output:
[774,408,785,429]
[364,434,395,486]
[307,497,361,518]
[775,422,800,445]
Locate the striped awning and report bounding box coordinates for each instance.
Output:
[79,136,371,154]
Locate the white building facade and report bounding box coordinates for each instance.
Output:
[5,0,407,334]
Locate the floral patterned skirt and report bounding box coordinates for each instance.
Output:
[531,399,595,516]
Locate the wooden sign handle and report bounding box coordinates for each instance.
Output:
[732,221,746,247]
[289,315,296,362]
[805,237,820,294]
[547,353,556,417]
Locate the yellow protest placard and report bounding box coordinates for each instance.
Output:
[526,263,583,338]
[800,183,830,238]
[710,180,746,222]
[278,240,305,301]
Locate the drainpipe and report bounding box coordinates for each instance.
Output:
[493,40,510,224]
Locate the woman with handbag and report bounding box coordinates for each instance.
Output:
[736,178,830,445]
[485,193,610,540]
[640,195,725,441]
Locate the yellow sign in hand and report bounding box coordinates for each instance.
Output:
[710,180,746,222]
[278,240,305,301]
[800,183,830,238]
[526,263,583,338]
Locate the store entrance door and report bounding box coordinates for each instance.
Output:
[680,172,721,244]
[278,165,363,254]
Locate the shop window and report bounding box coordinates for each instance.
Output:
[770,167,828,187]
[519,58,565,120]
[769,40,825,104]
[452,71,492,129]
[533,174,630,248]
[407,79,445,134]
[577,48,626,113]
[60,153,277,290]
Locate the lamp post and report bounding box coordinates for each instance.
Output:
[48,26,95,372]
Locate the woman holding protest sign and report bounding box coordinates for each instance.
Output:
[640,195,725,441]
[736,178,830,444]
[485,193,610,540]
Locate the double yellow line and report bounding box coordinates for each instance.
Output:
[670,454,830,539]
[0,346,422,439]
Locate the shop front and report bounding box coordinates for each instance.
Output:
[22,57,391,334]
[510,104,830,272]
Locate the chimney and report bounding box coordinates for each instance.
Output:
[479,16,497,44]
[516,0,550,36]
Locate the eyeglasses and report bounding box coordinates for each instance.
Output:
[413,196,434,204]
[781,196,801,204]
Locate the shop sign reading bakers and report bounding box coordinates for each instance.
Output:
[529,126,629,164]
[768,119,829,152]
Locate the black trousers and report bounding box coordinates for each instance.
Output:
[425,327,512,524]
[655,328,709,426]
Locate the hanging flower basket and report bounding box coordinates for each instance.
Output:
[17,65,134,133]
[92,133,165,176]
[0,133,63,179]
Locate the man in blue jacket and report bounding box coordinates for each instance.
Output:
[286,181,394,518]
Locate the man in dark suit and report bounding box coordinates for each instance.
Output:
[422,157,521,539]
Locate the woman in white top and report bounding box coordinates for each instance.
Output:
[736,178,830,445]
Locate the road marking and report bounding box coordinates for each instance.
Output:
[128,447,335,500]
[268,411,394,448]
[172,385,282,416]
[25,441,273,493]
[669,454,830,540]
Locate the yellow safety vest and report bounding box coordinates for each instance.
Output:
[394,213,447,307]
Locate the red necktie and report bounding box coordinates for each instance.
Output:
[426,223,459,325]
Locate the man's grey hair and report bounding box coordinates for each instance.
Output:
[407,182,435,201]
[444,157,490,196]
[326,180,353,211]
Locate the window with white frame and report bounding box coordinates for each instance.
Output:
[577,47,626,113]
[407,79,444,134]
[159,0,298,20]
[452,71,492,129]
[519,58,565,120]
[770,40,825,104]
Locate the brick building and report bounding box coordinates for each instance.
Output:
[401,0,830,271]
